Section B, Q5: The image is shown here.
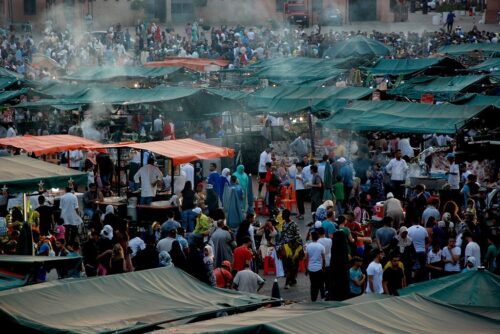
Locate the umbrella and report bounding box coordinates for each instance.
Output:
[324,36,392,59]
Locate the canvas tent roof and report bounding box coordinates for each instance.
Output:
[155,293,500,334]
[127,139,234,166]
[389,75,487,100]
[0,266,276,334]
[451,94,500,108]
[323,35,392,59]
[245,58,347,86]
[319,100,487,134]
[363,57,463,76]
[438,43,500,56]
[16,86,201,108]
[0,76,19,90]
[0,88,29,104]
[0,156,87,193]
[0,135,101,156]
[62,66,182,81]
[399,270,500,308]
[468,58,500,72]
[246,85,372,114]
[145,58,230,72]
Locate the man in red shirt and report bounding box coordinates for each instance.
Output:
[232,236,253,274]
[214,260,233,289]
[261,162,279,214]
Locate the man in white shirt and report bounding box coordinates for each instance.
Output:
[366,249,384,294]
[442,238,461,274]
[6,123,16,137]
[181,163,194,190]
[258,146,273,196]
[134,157,163,205]
[446,153,460,190]
[385,149,408,200]
[305,231,326,301]
[67,150,84,170]
[463,231,481,268]
[59,187,82,244]
[317,227,332,294]
[153,115,163,133]
[233,263,265,293]
[408,220,429,282]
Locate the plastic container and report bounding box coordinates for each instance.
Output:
[127,205,137,222]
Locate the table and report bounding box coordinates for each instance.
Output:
[136,201,178,223]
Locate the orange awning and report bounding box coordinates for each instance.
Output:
[144,58,230,72]
[127,139,234,166]
[0,135,101,156]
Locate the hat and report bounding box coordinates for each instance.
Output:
[314,221,322,229]
[466,256,476,264]
[386,192,394,199]
[100,225,113,240]
[192,207,202,215]
[162,220,179,233]
[222,260,232,269]
[337,157,346,163]
[446,153,455,159]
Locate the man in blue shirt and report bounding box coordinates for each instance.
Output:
[339,157,353,204]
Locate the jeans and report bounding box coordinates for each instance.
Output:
[267,191,277,215]
[129,181,139,192]
[64,225,79,244]
[391,180,405,200]
[140,196,154,205]
[181,209,196,233]
[308,269,325,302]
[295,189,306,215]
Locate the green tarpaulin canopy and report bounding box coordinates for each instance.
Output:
[246,85,372,114]
[451,94,500,108]
[157,294,500,334]
[0,88,29,104]
[389,75,487,100]
[0,77,18,90]
[16,86,201,107]
[323,36,392,59]
[320,100,487,134]
[364,57,463,76]
[0,266,276,334]
[438,43,500,56]
[0,156,87,193]
[468,58,500,72]
[399,270,500,308]
[246,58,347,86]
[62,66,182,81]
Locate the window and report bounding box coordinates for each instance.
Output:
[276,0,286,12]
[312,0,323,11]
[24,0,36,15]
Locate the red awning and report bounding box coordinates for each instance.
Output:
[144,58,230,72]
[127,139,234,166]
[0,135,101,156]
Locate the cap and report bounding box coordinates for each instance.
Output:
[192,207,202,215]
[222,260,232,269]
[337,157,346,163]
[314,221,322,229]
[466,256,476,264]
[446,153,455,159]
[386,192,394,199]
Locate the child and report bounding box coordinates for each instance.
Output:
[334,176,345,216]
[465,199,476,221]
[54,218,66,240]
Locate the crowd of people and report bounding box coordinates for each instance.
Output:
[2,14,499,79]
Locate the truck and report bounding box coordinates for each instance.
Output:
[284,0,310,27]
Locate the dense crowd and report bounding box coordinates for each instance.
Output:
[2,16,499,78]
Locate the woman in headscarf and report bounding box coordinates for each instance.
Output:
[219,168,231,202]
[159,250,172,267]
[203,245,216,287]
[279,209,303,290]
[395,226,415,285]
[233,165,249,213]
[328,231,350,301]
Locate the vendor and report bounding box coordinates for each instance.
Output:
[134,157,163,205]
[83,183,103,218]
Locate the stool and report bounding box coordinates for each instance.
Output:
[298,259,306,273]
[263,256,276,275]
[254,198,268,216]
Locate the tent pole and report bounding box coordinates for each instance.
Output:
[307,109,315,157]
[117,148,121,196]
[170,159,174,194]
[23,193,28,222]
